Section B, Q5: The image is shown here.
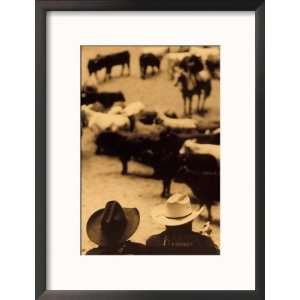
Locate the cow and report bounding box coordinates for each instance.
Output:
[96,129,183,198]
[139,53,161,79]
[87,51,130,82]
[81,87,126,109]
[175,155,220,221]
[173,129,220,145]
[175,156,220,222]
[179,139,220,164]
[151,131,220,197]
[107,101,145,117]
[206,57,220,79]
[138,110,158,125]
[155,112,199,129]
[81,105,131,134]
[176,140,220,221]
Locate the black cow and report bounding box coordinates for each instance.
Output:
[206,59,220,79]
[138,110,158,125]
[175,154,220,221]
[81,87,125,108]
[87,55,106,77]
[157,130,220,197]
[96,130,184,198]
[87,51,130,82]
[139,53,161,79]
[96,128,219,198]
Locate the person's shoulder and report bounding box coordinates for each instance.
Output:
[126,241,145,249]
[124,241,146,254]
[146,232,165,247]
[86,247,104,255]
[190,232,220,254]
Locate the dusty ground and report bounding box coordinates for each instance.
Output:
[81,46,220,254]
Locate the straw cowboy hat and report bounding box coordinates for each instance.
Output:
[151,193,204,226]
[86,201,140,246]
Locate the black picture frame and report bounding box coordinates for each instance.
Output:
[36,0,265,299]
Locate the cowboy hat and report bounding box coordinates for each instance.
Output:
[151,193,204,226]
[86,201,140,246]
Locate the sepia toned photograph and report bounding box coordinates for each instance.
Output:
[80,46,220,255]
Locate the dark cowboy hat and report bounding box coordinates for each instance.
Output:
[86,201,140,246]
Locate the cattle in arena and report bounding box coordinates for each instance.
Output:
[107,101,145,117]
[81,86,126,108]
[164,110,178,119]
[195,69,213,112]
[138,110,158,125]
[176,139,220,221]
[175,158,219,222]
[155,131,220,197]
[156,112,199,129]
[179,139,220,164]
[206,57,220,79]
[96,129,183,198]
[202,128,220,144]
[96,128,220,198]
[174,69,212,115]
[87,51,130,82]
[175,128,220,145]
[122,101,145,117]
[81,105,131,134]
[139,53,161,79]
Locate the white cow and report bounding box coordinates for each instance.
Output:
[123,101,145,117]
[179,139,220,162]
[107,101,145,118]
[189,46,220,63]
[107,105,124,115]
[156,112,200,129]
[81,105,130,134]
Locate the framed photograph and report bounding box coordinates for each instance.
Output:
[36,0,264,299]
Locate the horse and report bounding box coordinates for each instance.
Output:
[174,69,212,116]
[179,55,204,74]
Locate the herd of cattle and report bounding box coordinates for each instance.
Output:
[81,46,220,221]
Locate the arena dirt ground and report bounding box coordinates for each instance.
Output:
[81,46,220,254]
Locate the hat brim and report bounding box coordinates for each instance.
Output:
[86,207,140,246]
[151,203,204,226]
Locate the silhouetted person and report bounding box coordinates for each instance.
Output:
[86,201,145,255]
[146,193,219,255]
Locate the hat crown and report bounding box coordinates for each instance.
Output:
[101,201,127,237]
[165,194,193,218]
